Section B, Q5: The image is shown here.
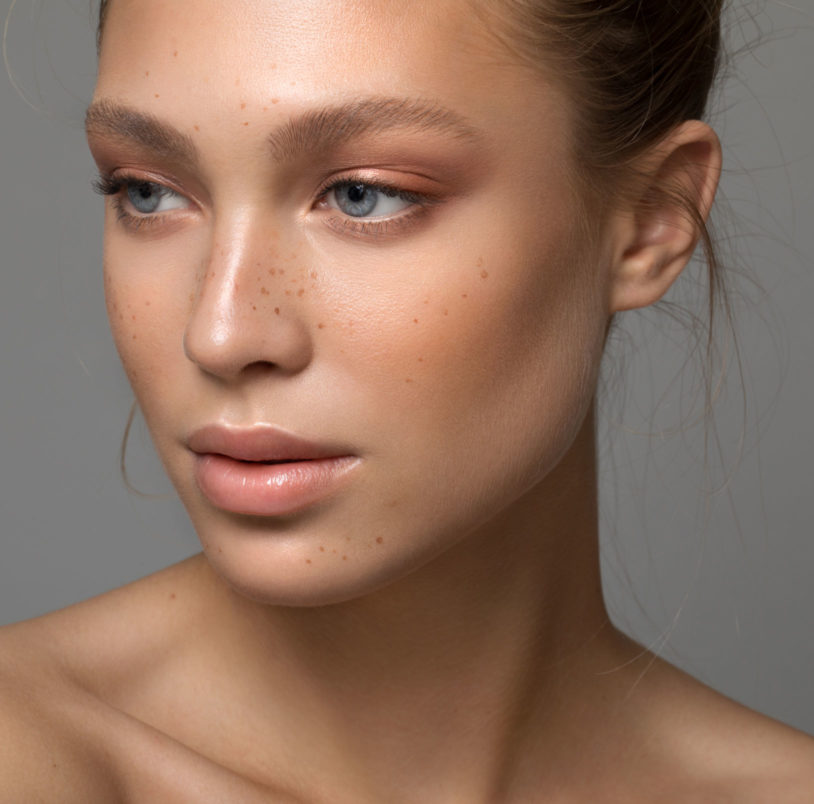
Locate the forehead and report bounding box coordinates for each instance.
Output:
[95,0,570,151]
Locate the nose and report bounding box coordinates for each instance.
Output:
[183,217,314,380]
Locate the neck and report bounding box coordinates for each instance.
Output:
[194,408,628,800]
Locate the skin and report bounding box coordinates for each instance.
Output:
[1,0,813,801]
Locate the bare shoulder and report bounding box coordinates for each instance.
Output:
[635,651,814,800]
[0,553,208,682]
[696,709,814,801]
[0,683,120,802]
[0,554,252,802]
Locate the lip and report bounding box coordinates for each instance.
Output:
[188,425,360,516]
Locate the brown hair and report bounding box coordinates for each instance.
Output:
[472,0,726,349]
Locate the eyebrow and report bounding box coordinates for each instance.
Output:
[85,96,482,165]
[85,101,199,166]
[266,97,482,161]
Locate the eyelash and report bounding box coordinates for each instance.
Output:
[92,171,435,238]
[92,172,179,232]
[314,175,433,238]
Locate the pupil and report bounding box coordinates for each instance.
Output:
[137,183,154,199]
[347,184,366,203]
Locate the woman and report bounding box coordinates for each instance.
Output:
[1,0,813,800]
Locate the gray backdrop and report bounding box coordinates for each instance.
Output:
[2,1,813,734]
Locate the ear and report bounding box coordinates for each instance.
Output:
[608,121,722,313]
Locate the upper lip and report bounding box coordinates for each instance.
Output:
[188,424,353,463]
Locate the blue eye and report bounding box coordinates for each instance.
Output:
[327,182,414,218]
[126,181,184,214]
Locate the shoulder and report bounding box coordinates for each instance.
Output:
[638,655,814,800]
[0,627,122,801]
[701,706,814,799]
[0,555,210,801]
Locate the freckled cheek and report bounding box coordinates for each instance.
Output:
[103,256,191,391]
[338,250,603,429]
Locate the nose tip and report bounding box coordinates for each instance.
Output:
[184,303,313,379]
[183,242,314,381]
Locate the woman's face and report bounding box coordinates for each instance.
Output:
[88,0,613,605]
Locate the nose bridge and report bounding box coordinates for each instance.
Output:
[183,212,312,378]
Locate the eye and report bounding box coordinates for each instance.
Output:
[124,180,187,215]
[325,182,415,218]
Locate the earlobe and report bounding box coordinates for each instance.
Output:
[608,121,722,313]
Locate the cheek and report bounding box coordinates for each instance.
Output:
[312,240,606,546]
[331,231,606,432]
[103,237,196,408]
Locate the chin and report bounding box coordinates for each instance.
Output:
[195,523,427,608]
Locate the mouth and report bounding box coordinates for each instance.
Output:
[187,425,359,516]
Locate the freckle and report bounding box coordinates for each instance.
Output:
[333,549,337,554]
[405,378,413,384]
[346,537,351,542]
[418,357,424,362]
[310,272,317,279]
[132,335,137,340]
[235,78,240,86]
[169,593,176,600]
[271,98,280,104]
[318,323,325,329]
[319,546,325,552]
[462,293,468,298]
[476,257,484,267]
[240,102,246,109]
[274,307,280,315]
[269,268,276,276]
[145,301,151,306]
[188,294,194,303]
[423,299,429,305]
[376,537,384,544]
[297,289,305,297]
[306,560,312,564]
[154,94,160,98]
[131,314,137,321]
[173,50,178,58]
[252,305,257,311]
[260,287,270,295]
[279,269,286,275]
[243,122,250,127]
[343,555,348,561]
[193,125,200,132]
[413,318,419,324]
[443,309,448,316]
[285,290,291,296]
[481,270,489,279]
[144,70,150,77]
[262,106,268,112]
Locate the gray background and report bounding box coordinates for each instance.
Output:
[1,1,812,733]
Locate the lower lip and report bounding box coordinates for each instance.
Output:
[193,454,359,516]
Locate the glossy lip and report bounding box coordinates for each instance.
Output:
[188,425,360,517]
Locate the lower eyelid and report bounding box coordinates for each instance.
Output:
[321,204,431,239]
